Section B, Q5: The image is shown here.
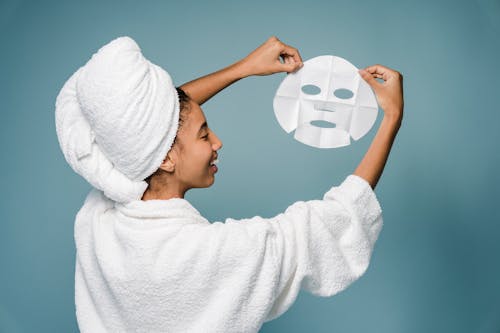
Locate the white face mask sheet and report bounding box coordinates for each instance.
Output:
[273,55,379,149]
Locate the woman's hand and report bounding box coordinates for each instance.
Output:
[178,37,301,105]
[239,36,303,77]
[359,64,404,123]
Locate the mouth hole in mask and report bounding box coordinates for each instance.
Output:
[301,84,321,95]
[310,120,337,128]
[333,88,354,99]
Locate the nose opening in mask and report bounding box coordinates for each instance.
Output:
[311,100,345,113]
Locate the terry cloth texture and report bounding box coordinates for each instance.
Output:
[73,174,383,332]
[55,36,180,203]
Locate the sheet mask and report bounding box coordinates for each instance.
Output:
[273,55,379,149]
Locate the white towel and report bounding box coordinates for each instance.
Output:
[74,174,383,332]
[55,36,180,203]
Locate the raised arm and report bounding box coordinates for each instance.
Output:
[355,65,404,190]
[179,36,303,106]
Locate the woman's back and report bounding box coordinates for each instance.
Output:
[75,175,382,332]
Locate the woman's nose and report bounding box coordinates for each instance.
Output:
[212,132,223,150]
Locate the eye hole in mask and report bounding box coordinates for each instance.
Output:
[301,84,321,95]
[333,88,354,99]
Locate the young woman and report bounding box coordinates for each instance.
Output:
[56,36,403,332]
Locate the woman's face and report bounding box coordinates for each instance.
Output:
[168,99,223,190]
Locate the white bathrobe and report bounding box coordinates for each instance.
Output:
[74,174,383,332]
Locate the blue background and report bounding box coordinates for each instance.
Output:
[1,0,499,332]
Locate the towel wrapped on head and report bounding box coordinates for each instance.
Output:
[55,36,180,203]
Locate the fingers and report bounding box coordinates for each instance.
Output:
[268,35,303,66]
[280,44,303,64]
[279,43,303,73]
[363,64,402,81]
[358,68,380,89]
[278,58,302,73]
[358,64,404,115]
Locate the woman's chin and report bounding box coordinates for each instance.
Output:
[200,175,215,188]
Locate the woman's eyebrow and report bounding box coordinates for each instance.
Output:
[197,121,208,135]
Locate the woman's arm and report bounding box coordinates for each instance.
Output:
[179,36,303,106]
[354,65,404,190]
[178,60,247,106]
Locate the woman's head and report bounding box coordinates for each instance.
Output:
[143,87,223,200]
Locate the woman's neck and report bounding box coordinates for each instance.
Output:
[141,180,187,201]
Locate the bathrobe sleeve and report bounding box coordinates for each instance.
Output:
[216,174,383,323]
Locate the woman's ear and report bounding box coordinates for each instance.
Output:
[159,152,176,173]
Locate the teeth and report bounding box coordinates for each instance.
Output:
[211,158,219,166]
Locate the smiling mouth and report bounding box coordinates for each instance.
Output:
[209,158,219,173]
[209,158,219,167]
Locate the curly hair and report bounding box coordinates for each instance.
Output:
[172,86,192,145]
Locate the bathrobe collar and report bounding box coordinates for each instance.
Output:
[114,196,206,222]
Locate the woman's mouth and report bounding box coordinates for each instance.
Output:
[209,158,219,173]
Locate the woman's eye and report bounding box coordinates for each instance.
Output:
[202,134,209,140]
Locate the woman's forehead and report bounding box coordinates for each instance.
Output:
[186,102,207,134]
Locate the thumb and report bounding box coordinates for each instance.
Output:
[359,69,380,90]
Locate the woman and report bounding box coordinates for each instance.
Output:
[55,36,403,332]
